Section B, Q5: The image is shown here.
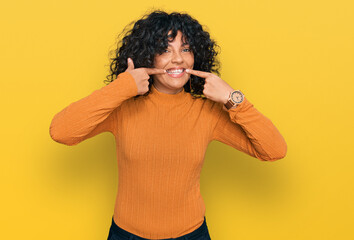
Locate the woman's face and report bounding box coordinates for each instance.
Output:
[152,30,194,94]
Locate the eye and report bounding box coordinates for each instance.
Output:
[161,48,190,54]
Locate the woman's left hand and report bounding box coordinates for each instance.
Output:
[185,68,235,105]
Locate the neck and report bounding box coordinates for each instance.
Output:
[148,83,188,106]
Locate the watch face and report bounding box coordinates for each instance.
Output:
[231,91,244,104]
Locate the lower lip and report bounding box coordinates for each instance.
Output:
[166,70,185,78]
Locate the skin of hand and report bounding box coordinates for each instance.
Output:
[185,68,237,111]
[125,58,166,95]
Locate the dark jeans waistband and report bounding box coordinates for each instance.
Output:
[109,216,208,240]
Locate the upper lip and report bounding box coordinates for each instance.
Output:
[166,67,185,71]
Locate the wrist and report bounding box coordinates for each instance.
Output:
[223,88,235,105]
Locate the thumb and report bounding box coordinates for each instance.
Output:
[126,58,135,71]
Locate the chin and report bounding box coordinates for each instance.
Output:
[165,77,188,87]
[173,81,189,89]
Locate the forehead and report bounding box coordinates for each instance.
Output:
[166,30,189,45]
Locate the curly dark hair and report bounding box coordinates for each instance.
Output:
[104,9,221,99]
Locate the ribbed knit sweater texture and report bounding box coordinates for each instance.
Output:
[49,71,287,239]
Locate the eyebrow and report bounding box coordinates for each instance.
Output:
[167,42,190,46]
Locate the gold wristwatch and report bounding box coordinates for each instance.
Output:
[224,90,244,110]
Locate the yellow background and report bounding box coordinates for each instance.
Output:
[1,0,353,239]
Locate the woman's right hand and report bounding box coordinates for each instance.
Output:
[124,58,166,95]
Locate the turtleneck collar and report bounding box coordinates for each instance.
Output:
[147,84,189,106]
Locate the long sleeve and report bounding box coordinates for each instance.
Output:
[211,97,287,161]
[49,71,138,146]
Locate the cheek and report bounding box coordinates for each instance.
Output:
[154,57,168,68]
[187,55,194,67]
[153,56,163,67]
[188,52,195,64]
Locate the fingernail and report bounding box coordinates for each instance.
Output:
[185,69,190,72]
[128,58,131,62]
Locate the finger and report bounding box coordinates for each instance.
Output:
[145,68,167,75]
[185,69,210,78]
[126,58,135,71]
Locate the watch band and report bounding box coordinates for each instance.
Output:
[225,99,236,110]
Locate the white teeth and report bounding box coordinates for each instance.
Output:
[167,69,184,74]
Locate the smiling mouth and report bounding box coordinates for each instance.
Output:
[166,68,185,74]
[166,68,186,78]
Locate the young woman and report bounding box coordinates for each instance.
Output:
[49,10,287,240]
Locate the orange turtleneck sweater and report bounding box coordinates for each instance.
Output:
[49,71,287,239]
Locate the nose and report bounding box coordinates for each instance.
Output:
[171,50,183,64]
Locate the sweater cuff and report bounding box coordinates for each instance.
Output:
[108,71,138,99]
[226,97,253,121]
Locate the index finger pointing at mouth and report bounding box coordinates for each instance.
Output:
[185,69,210,78]
[145,68,166,75]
